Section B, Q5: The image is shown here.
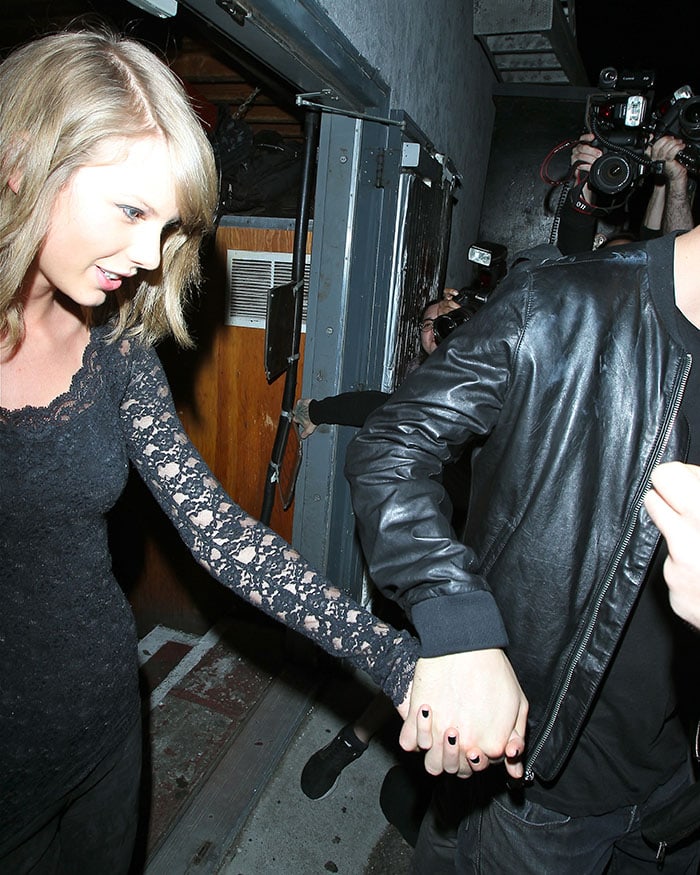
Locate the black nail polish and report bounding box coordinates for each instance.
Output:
[448,735,456,745]
[469,755,480,764]
[421,709,429,718]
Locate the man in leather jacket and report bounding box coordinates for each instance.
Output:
[345,227,700,873]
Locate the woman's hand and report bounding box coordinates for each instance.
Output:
[399,650,528,779]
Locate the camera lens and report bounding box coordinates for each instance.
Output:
[589,153,634,196]
[432,309,471,345]
[679,97,700,140]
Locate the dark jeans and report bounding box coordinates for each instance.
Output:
[412,761,700,875]
[0,718,142,875]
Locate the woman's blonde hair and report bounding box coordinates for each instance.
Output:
[0,28,219,349]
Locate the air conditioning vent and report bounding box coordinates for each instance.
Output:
[225,250,310,329]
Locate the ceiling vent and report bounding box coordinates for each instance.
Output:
[474,0,588,86]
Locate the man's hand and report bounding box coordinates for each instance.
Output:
[645,461,700,629]
[401,649,528,780]
[647,135,694,233]
[568,132,603,212]
[571,132,603,183]
[291,398,317,439]
[651,135,689,184]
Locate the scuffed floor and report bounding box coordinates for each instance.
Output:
[133,610,286,867]
[219,667,414,875]
[133,611,416,874]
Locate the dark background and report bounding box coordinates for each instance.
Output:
[5,1,700,101]
[575,0,700,99]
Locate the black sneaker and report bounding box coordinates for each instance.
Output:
[300,724,369,800]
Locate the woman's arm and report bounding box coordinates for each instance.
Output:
[119,342,418,706]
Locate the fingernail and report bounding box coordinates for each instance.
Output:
[448,736,456,745]
[469,755,480,764]
[421,709,429,718]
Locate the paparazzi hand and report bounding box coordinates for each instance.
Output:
[571,132,603,182]
[437,297,461,317]
[646,135,694,232]
[400,649,528,780]
[569,132,603,209]
[651,135,689,184]
[645,462,700,630]
[292,398,317,439]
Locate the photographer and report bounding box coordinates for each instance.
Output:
[557,132,694,254]
[292,293,462,439]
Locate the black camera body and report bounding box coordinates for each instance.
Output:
[587,128,651,197]
[585,67,656,197]
[652,85,700,175]
[597,66,655,93]
[431,295,480,346]
[432,242,508,346]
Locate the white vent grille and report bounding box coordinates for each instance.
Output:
[225,250,310,329]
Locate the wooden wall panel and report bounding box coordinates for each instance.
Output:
[121,223,310,634]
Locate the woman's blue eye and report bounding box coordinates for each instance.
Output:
[120,205,143,221]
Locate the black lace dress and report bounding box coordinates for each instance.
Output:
[0,325,417,845]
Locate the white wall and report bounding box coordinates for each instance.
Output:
[318,0,496,285]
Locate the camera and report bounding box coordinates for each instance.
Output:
[585,67,656,197]
[597,66,655,93]
[652,85,700,175]
[432,241,507,346]
[586,130,650,196]
[431,293,482,346]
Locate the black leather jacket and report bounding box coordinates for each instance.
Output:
[345,235,690,781]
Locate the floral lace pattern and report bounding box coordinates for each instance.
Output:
[0,339,102,431]
[117,336,417,706]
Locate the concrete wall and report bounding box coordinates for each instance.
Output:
[318,0,496,287]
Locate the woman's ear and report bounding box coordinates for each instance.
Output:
[7,173,22,194]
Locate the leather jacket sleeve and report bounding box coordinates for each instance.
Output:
[345,276,532,658]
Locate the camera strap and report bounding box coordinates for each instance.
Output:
[568,177,599,215]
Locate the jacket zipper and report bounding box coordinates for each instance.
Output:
[524,353,692,782]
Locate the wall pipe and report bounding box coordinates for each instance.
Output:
[260,108,320,525]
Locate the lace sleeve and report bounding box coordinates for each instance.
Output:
[118,340,417,705]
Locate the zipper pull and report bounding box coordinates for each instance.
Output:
[655,840,667,869]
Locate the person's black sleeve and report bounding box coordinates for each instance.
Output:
[309,391,390,428]
[639,225,662,241]
[556,201,596,255]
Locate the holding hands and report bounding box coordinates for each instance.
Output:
[400,649,528,779]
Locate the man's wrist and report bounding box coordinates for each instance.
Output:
[569,182,598,215]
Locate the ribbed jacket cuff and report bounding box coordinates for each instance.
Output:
[411,591,509,657]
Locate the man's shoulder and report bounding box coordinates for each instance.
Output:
[493,242,652,329]
[509,243,563,272]
[515,240,651,286]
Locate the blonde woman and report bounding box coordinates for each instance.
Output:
[0,30,447,873]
